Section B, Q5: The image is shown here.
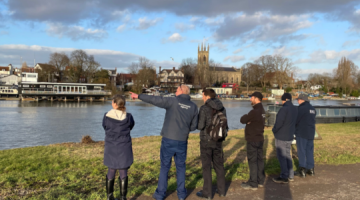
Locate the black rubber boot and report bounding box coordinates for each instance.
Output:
[119,176,128,200]
[106,175,116,200]
[307,168,315,176]
[295,167,306,178]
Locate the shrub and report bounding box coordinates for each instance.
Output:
[285,87,293,93]
[81,135,95,144]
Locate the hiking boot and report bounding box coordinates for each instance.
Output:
[295,167,306,178]
[241,182,258,190]
[196,191,212,200]
[258,184,264,188]
[272,177,289,184]
[288,178,294,182]
[119,176,128,200]
[106,175,116,200]
[307,168,315,176]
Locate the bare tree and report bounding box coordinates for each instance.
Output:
[241,62,258,95]
[179,58,197,84]
[334,57,358,95]
[273,55,297,89]
[49,52,69,81]
[128,57,156,93]
[254,55,274,88]
[66,50,100,83]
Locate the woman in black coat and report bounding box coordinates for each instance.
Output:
[103,95,135,200]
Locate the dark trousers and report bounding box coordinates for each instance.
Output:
[200,140,226,197]
[153,137,188,200]
[246,141,265,187]
[296,136,314,169]
[275,139,294,179]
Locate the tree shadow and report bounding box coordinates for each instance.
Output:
[263,137,293,200]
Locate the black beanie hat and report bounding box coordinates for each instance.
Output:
[281,93,292,101]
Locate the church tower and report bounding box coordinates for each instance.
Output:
[198,43,209,68]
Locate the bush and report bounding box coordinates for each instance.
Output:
[285,87,293,93]
[350,90,360,97]
[81,135,95,144]
[262,87,266,93]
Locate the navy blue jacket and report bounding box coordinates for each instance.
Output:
[272,101,298,141]
[103,111,135,169]
[295,101,316,140]
[139,94,198,141]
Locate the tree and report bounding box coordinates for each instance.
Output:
[36,64,57,82]
[128,57,156,93]
[179,58,196,84]
[254,55,274,88]
[49,52,69,81]
[272,55,297,89]
[334,57,358,95]
[66,50,100,83]
[241,62,258,95]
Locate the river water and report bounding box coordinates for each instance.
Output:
[0,99,359,150]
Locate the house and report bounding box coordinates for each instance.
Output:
[21,72,38,83]
[21,67,35,73]
[0,64,14,77]
[0,74,21,85]
[158,66,184,88]
[117,73,137,90]
[108,68,117,87]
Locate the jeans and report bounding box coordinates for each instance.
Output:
[296,136,314,169]
[200,140,226,197]
[247,141,265,187]
[275,139,294,179]
[153,137,188,200]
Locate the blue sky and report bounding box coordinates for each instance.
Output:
[1,0,360,79]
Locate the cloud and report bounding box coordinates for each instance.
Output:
[233,48,242,54]
[116,24,126,32]
[0,44,141,71]
[223,55,245,62]
[175,23,195,32]
[190,37,210,43]
[297,49,360,64]
[46,23,108,41]
[342,39,360,47]
[135,17,163,30]
[162,33,184,43]
[210,42,228,52]
[272,46,304,57]
[297,67,335,79]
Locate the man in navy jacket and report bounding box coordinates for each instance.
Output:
[272,93,298,184]
[295,94,316,177]
[130,85,198,200]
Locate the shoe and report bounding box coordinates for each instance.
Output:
[306,168,315,176]
[258,184,264,188]
[295,167,306,178]
[288,178,294,182]
[106,175,116,200]
[196,191,212,200]
[119,176,128,200]
[241,182,258,190]
[215,189,226,197]
[272,177,289,184]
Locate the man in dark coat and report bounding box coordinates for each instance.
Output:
[272,93,298,184]
[295,94,316,177]
[240,92,266,190]
[196,89,227,199]
[130,85,198,200]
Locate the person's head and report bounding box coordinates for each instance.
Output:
[175,84,190,96]
[112,94,126,111]
[202,88,216,103]
[296,94,309,105]
[250,92,263,106]
[281,93,292,104]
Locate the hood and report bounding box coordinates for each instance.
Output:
[206,98,224,111]
[106,109,127,121]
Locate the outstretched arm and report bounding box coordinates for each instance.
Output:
[130,92,173,109]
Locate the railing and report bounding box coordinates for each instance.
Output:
[21,90,112,95]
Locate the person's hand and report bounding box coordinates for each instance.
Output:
[129,92,139,100]
[247,122,251,124]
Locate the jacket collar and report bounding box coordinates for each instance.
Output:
[177,94,191,100]
[253,102,263,109]
[299,101,309,107]
[283,101,293,106]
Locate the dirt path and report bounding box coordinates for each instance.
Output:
[133,163,360,200]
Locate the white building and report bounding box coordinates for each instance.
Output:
[158,67,184,88]
[199,87,233,95]
[0,75,21,85]
[21,72,38,83]
[310,85,323,91]
[0,64,13,77]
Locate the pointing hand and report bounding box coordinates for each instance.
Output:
[129,92,139,100]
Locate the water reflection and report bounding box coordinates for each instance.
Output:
[0,99,358,150]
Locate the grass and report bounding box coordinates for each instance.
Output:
[1,122,360,199]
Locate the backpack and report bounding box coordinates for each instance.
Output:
[206,105,228,142]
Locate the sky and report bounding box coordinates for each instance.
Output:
[1,0,360,79]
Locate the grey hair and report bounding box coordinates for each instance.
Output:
[180,85,190,94]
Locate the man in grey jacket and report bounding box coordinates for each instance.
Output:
[130,85,198,200]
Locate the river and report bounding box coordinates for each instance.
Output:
[0,99,359,150]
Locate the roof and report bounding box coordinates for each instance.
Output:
[0,66,9,71]
[119,73,136,79]
[161,69,182,73]
[21,68,35,72]
[20,82,106,86]
[36,63,56,69]
[210,67,238,72]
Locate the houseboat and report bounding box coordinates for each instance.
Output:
[0,85,19,98]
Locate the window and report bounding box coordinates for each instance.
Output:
[40,85,46,88]
[47,85,53,88]
[27,74,37,78]
[23,85,29,88]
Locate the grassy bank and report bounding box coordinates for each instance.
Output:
[1,122,360,199]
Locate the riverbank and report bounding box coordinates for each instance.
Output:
[1,122,360,199]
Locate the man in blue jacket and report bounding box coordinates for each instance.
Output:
[130,85,198,200]
[294,94,316,178]
[272,93,298,184]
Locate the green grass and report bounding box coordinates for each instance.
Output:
[1,122,360,199]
